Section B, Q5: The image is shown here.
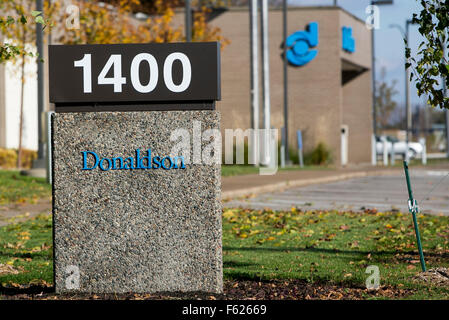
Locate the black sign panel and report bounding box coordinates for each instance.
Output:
[49,42,221,107]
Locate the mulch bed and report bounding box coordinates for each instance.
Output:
[413,268,449,287]
[0,279,414,300]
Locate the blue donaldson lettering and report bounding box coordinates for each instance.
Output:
[81,149,186,171]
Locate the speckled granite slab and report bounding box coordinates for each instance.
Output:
[52,111,222,293]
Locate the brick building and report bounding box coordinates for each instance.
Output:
[207,6,373,165]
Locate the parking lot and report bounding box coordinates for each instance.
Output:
[225,170,449,215]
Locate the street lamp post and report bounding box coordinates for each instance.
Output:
[405,19,413,146]
[371,0,393,138]
[185,0,192,42]
[260,0,271,165]
[282,0,289,164]
[249,0,259,165]
[405,20,412,147]
[390,19,414,161]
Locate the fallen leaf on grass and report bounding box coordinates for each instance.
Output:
[349,241,359,248]
[0,263,21,276]
[223,210,235,219]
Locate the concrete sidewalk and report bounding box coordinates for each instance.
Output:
[0,199,51,226]
[221,164,449,199]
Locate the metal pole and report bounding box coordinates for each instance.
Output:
[403,161,427,272]
[371,1,377,138]
[46,111,54,184]
[36,0,45,163]
[390,142,395,165]
[260,0,271,149]
[406,20,412,146]
[280,128,285,168]
[371,0,394,144]
[249,0,259,165]
[282,0,289,163]
[261,0,271,165]
[250,0,259,131]
[404,21,412,162]
[185,0,192,42]
[382,137,388,166]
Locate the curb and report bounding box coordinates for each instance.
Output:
[221,169,402,200]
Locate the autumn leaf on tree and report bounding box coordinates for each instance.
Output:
[51,0,229,47]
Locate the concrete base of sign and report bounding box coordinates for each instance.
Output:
[52,111,222,293]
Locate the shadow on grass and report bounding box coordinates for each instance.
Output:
[224,261,257,268]
[223,246,449,267]
[224,246,448,258]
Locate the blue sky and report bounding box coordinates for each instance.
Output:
[290,0,425,107]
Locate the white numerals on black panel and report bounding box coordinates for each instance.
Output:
[74,53,192,94]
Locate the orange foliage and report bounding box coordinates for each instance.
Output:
[52,0,229,48]
[192,6,229,47]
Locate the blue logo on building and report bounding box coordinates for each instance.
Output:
[342,26,355,53]
[285,22,319,66]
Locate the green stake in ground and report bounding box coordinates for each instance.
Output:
[403,160,426,272]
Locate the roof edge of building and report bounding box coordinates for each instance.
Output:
[173,6,365,25]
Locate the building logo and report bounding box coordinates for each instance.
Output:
[342,26,355,53]
[285,22,319,66]
[81,149,186,171]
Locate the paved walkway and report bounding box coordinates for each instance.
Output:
[0,200,51,226]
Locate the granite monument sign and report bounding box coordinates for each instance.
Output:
[50,42,222,293]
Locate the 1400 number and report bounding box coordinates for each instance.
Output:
[74,52,192,94]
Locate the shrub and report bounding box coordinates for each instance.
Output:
[304,142,332,165]
[19,149,37,169]
[0,148,37,169]
[0,148,17,169]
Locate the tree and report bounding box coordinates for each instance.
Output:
[406,0,449,109]
[0,0,53,168]
[375,68,399,129]
[52,0,229,46]
[0,0,51,63]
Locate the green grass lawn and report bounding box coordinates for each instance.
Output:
[222,208,449,299]
[0,214,53,287]
[221,164,333,177]
[0,170,51,205]
[1,208,449,299]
